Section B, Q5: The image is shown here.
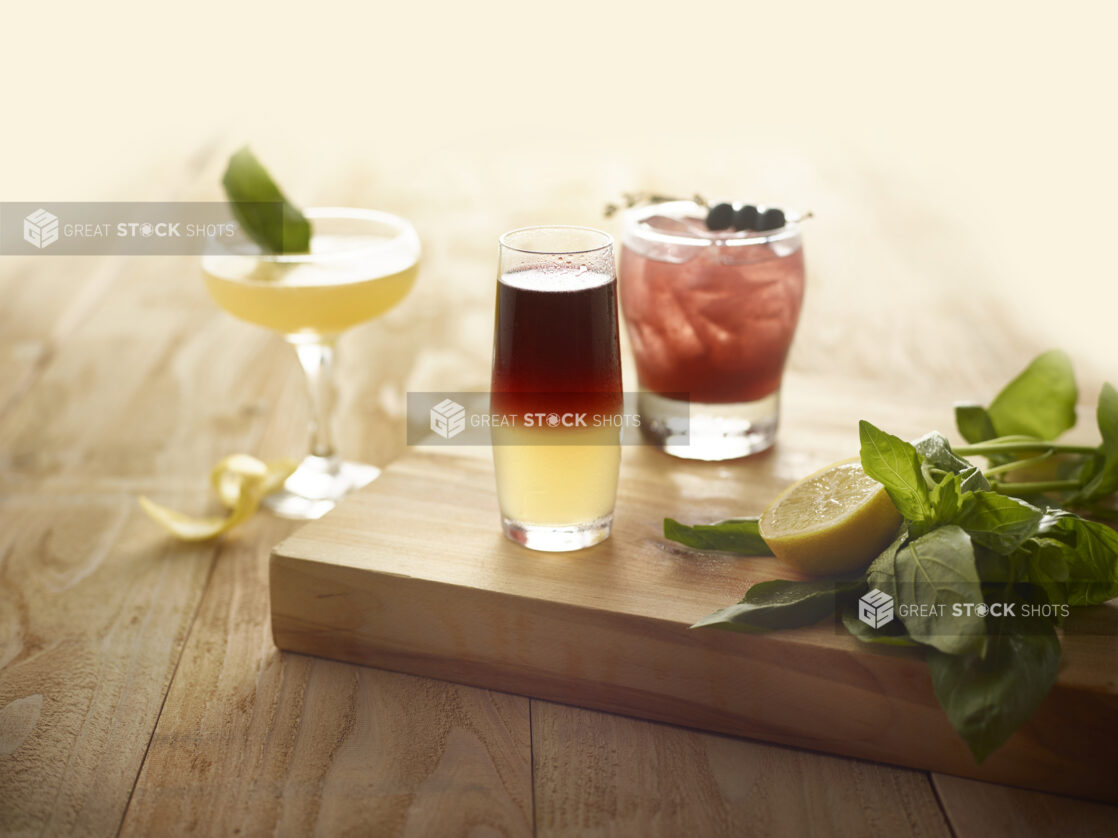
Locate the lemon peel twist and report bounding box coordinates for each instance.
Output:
[138,454,297,541]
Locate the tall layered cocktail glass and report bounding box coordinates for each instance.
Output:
[491,226,622,552]
[619,201,804,460]
[202,207,420,519]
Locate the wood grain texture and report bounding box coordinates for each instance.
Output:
[0,152,337,835]
[533,702,952,838]
[270,425,1118,802]
[0,151,251,835]
[0,498,213,836]
[120,516,533,838]
[932,774,1118,838]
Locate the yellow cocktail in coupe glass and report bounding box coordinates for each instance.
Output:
[202,207,420,519]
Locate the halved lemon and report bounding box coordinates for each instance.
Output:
[759,458,902,576]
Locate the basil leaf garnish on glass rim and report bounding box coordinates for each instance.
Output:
[222,146,311,254]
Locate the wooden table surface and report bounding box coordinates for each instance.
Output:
[1,144,1116,838]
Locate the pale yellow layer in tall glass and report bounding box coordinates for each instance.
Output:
[492,424,621,526]
[202,234,419,336]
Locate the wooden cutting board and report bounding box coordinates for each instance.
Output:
[270,373,1118,803]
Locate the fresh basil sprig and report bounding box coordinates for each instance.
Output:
[222,146,311,254]
[663,517,772,555]
[666,351,1118,762]
[691,578,863,633]
[927,608,1061,763]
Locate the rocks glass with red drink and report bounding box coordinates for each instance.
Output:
[491,226,623,552]
[619,201,805,460]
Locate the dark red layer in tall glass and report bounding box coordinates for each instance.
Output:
[491,269,622,416]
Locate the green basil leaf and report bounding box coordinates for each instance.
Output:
[955,491,1043,555]
[222,146,311,254]
[929,473,963,526]
[691,578,863,633]
[1045,516,1118,606]
[927,612,1060,763]
[1037,508,1077,534]
[1076,382,1118,501]
[893,526,986,655]
[859,420,933,522]
[866,526,908,600]
[974,543,1016,587]
[958,465,992,493]
[914,431,975,475]
[955,404,997,444]
[987,350,1077,441]
[663,517,773,556]
[1028,539,1071,583]
[841,603,920,647]
[1020,538,1070,608]
[915,433,983,513]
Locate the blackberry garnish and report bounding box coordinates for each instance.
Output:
[756,208,786,232]
[705,203,734,231]
[733,205,759,231]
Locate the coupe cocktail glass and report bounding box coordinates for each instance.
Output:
[202,207,420,519]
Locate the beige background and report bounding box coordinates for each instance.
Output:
[2,0,1115,365]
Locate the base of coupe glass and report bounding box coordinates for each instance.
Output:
[639,390,779,461]
[264,455,381,520]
